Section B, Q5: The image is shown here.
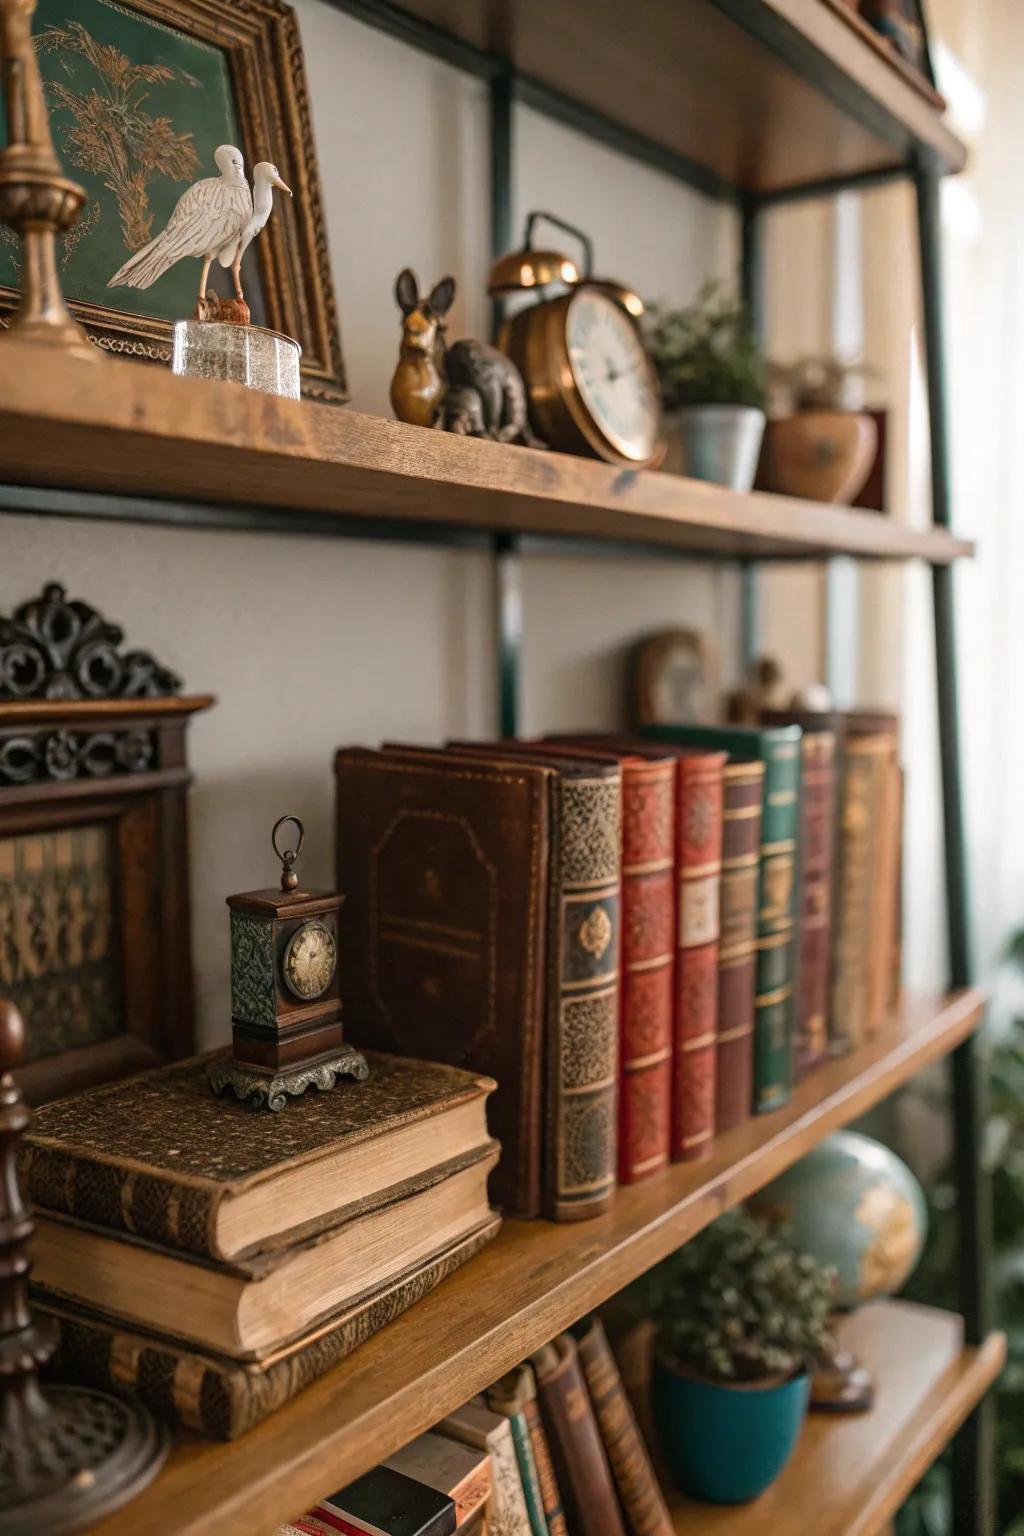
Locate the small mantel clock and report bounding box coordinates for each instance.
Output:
[208,816,368,1110]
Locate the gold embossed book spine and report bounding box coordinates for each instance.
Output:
[794,732,836,1077]
[715,762,764,1132]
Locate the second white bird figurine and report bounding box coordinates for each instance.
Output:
[108,144,292,309]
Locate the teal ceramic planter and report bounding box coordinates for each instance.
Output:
[652,1356,809,1504]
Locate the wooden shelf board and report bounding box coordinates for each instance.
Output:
[671,1302,1006,1536]
[0,341,972,564]
[383,0,966,191]
[83,988,983,1536]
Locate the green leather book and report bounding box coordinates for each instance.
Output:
[641,723,801,1112]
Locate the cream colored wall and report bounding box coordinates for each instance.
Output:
[0,0,780,1048]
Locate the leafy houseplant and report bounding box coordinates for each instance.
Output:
[650,1210,835,1503]
[645,284,767,492]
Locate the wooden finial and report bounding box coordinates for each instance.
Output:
[0,0,96,355]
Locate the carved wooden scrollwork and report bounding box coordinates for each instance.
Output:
[0,583,181,701]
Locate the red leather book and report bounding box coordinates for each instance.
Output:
[794,732,836,1077]
[716,761,764,1132]
[543,738,675,1184]
[670,751,726,1160]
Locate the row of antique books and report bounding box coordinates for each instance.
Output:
[280,1318,673,1536]
[335,711,901,1219]
[23,1052,502,1437]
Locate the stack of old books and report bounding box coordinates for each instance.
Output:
[282,1315,672,1536]
[23,1051,500,1438]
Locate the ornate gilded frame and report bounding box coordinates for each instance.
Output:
[0,0,347,403]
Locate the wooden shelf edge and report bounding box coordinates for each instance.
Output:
[83,989,984,1536]
[670,1303,1005,1536]
[0,340,973,564]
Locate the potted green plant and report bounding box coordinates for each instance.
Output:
[759,356,879,505]
[650,1209,835,1504]
[645,283,767,491]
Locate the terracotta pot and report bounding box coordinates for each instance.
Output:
[757,410,878,504]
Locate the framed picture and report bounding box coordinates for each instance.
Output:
[0,582,213,1103]
[0,0,346,402]
[630,629,719,729]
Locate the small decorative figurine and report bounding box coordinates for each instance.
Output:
[108,145,291,320]
[390,268,539,445]
[208,816,368,1111]
[0,998,167,1532]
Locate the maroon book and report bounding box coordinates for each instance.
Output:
[715,761,764,1132]
[795,732,836,1077]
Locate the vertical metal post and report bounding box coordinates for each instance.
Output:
[489,71,521,736]
[914,158,993,1536]
[495,534,522,736]
[490,67,514,343]
[739,195,765,671]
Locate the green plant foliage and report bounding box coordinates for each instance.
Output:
[898,934,1024,1535]
[644,282,767,411]
[651,1209,835,1383]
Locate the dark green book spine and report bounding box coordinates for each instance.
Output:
[507,1408,550,1536]
[641,723,801,1112]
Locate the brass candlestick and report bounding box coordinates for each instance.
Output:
[0,0,96,356]
[0,999,167,1533]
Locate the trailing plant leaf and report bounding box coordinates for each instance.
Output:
[644,283,766,410]
[651,1209,835,1383]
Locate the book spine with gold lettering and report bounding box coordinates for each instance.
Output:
[752,731,801,1111]
[795,732,836,1077]
[670,752,726,1159]
[716,762,764,1131]
[830,735,895,1052]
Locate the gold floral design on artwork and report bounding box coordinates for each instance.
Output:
[578,906,613,959]
[856,1183,919,1298]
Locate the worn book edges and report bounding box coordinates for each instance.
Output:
[716,761,764,1131]
[488,1363,568,1536]
[384,1431,491,1528]
[310,1465,457,1536]
[33,1145,498,1358]
[544,739,675,1184]
[439,1398,533,1536]
[448,742,622,1222]
[532,1333,626,1536]
[573,1316,673,1536]
[42,1216,499,1440]
[22,1051,494,1262]
[642,723,801,1113]
[335,747,549,1217]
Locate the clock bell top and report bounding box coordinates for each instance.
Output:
[225,815,344,921]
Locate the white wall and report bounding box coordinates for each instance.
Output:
[2,0,788,1048]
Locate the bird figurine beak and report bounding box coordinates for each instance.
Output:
[273,174,293,196]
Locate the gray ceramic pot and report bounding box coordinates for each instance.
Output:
[663,405,766,491]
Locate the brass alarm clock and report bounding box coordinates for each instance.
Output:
[208,815,368,1110]
[489,211,664,469]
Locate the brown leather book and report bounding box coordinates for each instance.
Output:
[573,1317,673,1536]
[532,1333,627,1536]
[335,748,550,1217]
[795,732,836,1076]
[716,761,764,1131]
[487,1363,568,1536]
[40,1215,499,1439]
[449,742,622,1222]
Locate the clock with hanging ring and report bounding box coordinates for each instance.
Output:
[489,210,664,469]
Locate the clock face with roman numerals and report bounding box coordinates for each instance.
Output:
[566,288,661,463]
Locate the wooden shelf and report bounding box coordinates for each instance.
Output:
[84,989,983,1536]
[382,0,967,194]
[0,341,972,564]
[671,1302,1006,1536]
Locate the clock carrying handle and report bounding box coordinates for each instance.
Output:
[523,211,593,279]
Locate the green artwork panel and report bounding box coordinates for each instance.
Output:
[0,0,247,321]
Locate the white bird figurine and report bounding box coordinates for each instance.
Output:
[108,145,291,307]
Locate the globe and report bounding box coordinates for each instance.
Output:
[749,1130,927,1310]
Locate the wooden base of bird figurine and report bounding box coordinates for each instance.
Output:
[0,999,168,1534]
[194,292,252,327]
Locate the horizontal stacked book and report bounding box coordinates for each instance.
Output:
[333,715,904,1216]
[25,1052,500,1437]
[282,1315,671,1536]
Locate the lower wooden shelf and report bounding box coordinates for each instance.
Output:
[84,989,983,1536]
[670,1302,1006,1536]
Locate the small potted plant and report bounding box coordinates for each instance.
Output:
[645,283,767,491]
[650,1209,835,1504]
[759,356,879,505]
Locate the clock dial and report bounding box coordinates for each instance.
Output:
[283,920,336,1001]
[566,289,661,463]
